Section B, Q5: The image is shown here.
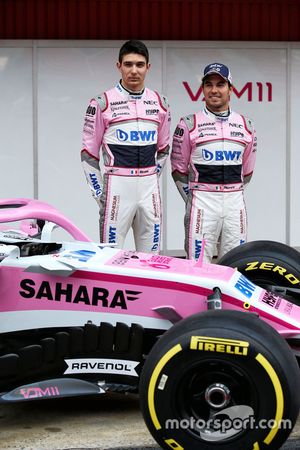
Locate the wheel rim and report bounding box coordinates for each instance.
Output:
[174,359,257,442]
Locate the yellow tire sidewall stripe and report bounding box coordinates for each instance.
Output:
[256,353,284,445]
[148,343,182,430]
[147,343,285,447]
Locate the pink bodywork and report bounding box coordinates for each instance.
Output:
[0,198,300,341]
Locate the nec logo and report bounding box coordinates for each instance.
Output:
[202,149,242,161]
[116,129,156,142]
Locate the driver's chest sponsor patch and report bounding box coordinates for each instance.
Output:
[64,358,139,376]
[190,336,249,356]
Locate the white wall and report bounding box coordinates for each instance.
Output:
[0,40,299,252]
[0,45,34,198]
[290,45,300,247]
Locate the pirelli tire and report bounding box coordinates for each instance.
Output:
[139,310,300,450]
[218,240,300,291]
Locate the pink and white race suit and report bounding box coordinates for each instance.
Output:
[171,107,257,262]
[81,82,170,253]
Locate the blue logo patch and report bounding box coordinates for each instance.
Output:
[202,149,242,162]
[235,274,256,298]
[109,226,117,243]
[65,250,96,262]
[195,239,202,259]
[151,223,160,251]
[89,173,102,196]
[116,129,156,142]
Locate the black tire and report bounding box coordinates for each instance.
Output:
[219,240,300,295]
[139,310,300,450]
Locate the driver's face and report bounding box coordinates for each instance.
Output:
[117,53,150,92]
[203,74,232,112]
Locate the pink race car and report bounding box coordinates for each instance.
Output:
[0,198,299,450]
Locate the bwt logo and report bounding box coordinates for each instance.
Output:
[151,223,160,251]
[202,149,242,162]
[109,226,116,243]
[89,173,102,196]
[195,239,202,259]
[183,81,273,102]
[235,274,256,299]
[116,129,156,142]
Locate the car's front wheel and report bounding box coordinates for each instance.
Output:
[218,240,300,295]
[139,310,300,450]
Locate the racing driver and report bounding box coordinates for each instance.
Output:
[81,40,170,253]
[171,62,257,262]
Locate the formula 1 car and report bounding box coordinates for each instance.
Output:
[0,198,300,450]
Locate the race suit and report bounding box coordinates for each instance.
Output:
[171,107,257,262]
[81,82,170,253]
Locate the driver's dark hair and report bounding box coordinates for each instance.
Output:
[118,40,149,64]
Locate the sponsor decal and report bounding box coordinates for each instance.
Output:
[240,210,245,234]
[143,100,158,105]
[64,358,139,376]
[20,386,60,399]
[199,122,215,127]
[89,173,102,196]
[152,193,159,218]
[146,109,159,115]
[202,149,242,162]
[195,239,202,260]
[174,126,184,137]
[109,225,116,243]
[1,233,31,240]
[229,123,243,129]
[19,279,141,309]
[183,81,273,102]
[140,254,172,269]
[190,336,249,356]
[111,250,138,266]
[86,105,96,115]
[151,223,160,251]
[231,131,244,138]
[198,126,216,131]
[110,101,128,106]
[183,184,189,196]
[84,118,94,130]
[149,255,172,265]
[284,302,294,314]
[195,209,202,234]
[235,274,256,298]
[262,291,282,309]
[116,129,156,142]
[111,104,130,111]
[63,250,96,262]
[110,195,119,222]
[244,261,300,285]
[112,111,130,117]
[199,132,217,137]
